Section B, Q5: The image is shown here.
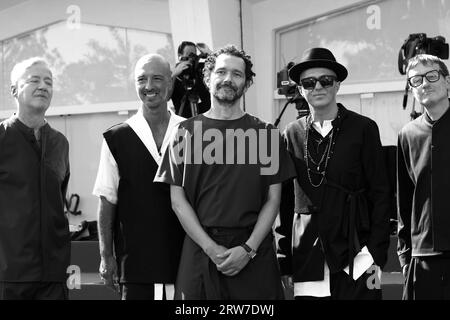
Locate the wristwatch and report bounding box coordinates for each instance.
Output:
[240,243,257,259]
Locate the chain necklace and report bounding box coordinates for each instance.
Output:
[304,117,336,188]
[307,137,330,172]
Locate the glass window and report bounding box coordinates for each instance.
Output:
[2,21,174,110]
[277,0,450,84]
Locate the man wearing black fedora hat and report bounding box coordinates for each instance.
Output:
[277,47,390,299]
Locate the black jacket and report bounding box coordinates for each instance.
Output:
[0,116,70,282]
[397,101,450,268]
[277,105,391,282]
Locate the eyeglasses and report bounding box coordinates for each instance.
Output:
[408,69,444,88]
[299,75,337,90]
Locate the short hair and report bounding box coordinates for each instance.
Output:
[203,44,256,88]
[134,53,171,78]
[10,57,51,87]
[406,54,449,77]
[177,41,196,56]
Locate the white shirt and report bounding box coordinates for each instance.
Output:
[92,109,185,205]
[312,119,333,137]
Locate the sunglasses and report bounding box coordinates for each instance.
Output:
[299,75,337,90]
[407,69,444,88]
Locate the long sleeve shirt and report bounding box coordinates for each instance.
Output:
[397,101,450,268]
[0,115,70,282]
[278,105,391,282]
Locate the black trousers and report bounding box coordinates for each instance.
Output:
[403,256,450,300]
[295,269,382,300]
[121,283,154,300]
[175,230,284,300]
[0,282,68,300]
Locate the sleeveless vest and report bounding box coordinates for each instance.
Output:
[104,123,184,283]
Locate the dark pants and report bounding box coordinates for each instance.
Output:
[0,282,68,300]
[120,283,172,300]
[295,270,382,300]
[175,229,284,300]
[403,256,450,300]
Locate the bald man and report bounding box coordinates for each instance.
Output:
[93,54,185,300]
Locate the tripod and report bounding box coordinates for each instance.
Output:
[402,80,423,121]
[178,89,200,117]
[274,94,309,127]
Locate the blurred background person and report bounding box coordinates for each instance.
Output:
[170,41,211,118]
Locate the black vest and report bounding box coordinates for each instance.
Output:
[104,123,184,283]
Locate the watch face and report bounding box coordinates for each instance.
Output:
[248,251,257,259]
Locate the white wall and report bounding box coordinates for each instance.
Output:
[168,0,242,56]
[168,0,213,54]
[208,0,242,49]
[48,111,131,226]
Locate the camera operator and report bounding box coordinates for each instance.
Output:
[171,41,211,118]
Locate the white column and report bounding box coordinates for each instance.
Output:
[168,0,242,56]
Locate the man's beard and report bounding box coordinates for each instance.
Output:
[213,83,245,105]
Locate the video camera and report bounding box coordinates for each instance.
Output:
[398,33,449,75]
[178,43,210,89]
[274,62,309,126]
[277,62,298,97]
[175,42,211,117]
[178,53,202,90]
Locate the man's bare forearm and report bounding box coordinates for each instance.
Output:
[97,196,116,258]
[170,185,219,255]
[246,183,282,251]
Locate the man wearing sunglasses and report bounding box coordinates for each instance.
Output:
[277,47,390,300]
[397,54,450,300]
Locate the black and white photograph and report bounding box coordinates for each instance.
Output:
[0,0,449,315]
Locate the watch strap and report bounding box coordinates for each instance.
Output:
[240,243,257,259]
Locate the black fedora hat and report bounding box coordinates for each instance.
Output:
[288,47,348,84]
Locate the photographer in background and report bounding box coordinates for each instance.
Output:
[171,41,211,118]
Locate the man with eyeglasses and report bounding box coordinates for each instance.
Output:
[397,54,450,300]
[277,47,390,300]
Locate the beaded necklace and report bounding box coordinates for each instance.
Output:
[304,115,339,188]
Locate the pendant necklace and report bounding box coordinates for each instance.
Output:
[304,115,338,188]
